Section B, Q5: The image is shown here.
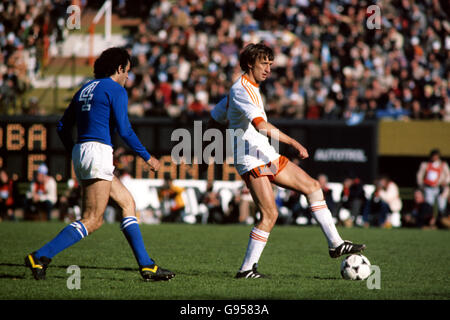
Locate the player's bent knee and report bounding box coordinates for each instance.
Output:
[305,179,321,195]
[306,183,324,203]
[260,209,278,228]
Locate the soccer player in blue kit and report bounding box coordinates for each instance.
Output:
[25,47,175,281]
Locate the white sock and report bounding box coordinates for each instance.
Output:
[310,201,344,248]
[239,227,270,272]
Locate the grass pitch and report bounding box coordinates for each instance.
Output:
[0,222,449,300]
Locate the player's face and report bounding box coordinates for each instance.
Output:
[250,56,273,83]
[117,61,130,86]
[431,154,440,162]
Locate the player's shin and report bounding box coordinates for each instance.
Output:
[35,220,88,259]
[309,200,344,249]
[120,216,155,266]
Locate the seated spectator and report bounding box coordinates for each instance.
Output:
[339,176,366,227]
[24,164,57,221]
[363,175,402,228]
[0,169,15,221]
[402,189,435,229]
[58,178,82,222]
[285,189,308,224]
[275,186,294,225]
[225,190,242,224]
[158,178,185,222]
[199,181,224,224]
[322,97,341,120]
[227,185,256,224]
[318,173,336,216]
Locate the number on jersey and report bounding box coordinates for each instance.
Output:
[79,81,99,111]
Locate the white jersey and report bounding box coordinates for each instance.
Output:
[226,75,280,175]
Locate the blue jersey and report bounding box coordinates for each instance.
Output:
[57,78,151,161]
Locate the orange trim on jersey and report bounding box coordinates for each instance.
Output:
[241,155,289,186]
[242,74,259,87]
[247,85,260,106]
[252,117,265,127]
[241,76,259,107]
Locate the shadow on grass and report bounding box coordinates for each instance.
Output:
[0,273,25,279]
[311,275,341,280]
[0,262,136,272]
[0,262,139,281]
[1,262,230,281]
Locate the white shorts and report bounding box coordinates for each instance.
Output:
[72,141,115,182]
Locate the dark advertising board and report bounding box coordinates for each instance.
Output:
[281,121,377,183]
[0,116,377,184]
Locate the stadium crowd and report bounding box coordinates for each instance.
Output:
[0,0,449,120]
[123,0,450,122]
[0,0,68,114]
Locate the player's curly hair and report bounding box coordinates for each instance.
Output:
[94,47,131,79]
[239,42,274,73]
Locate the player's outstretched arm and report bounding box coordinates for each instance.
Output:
[253,119,309,159]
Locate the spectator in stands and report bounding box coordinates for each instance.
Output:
[402,189,435,229]
[113,146,134,176]
[224,190,241,224]
[0,74,17,114]
[0,1,68,114]
[2,1,449,120]
[284,189,308,225]
[116,1,449,122]
[58,178,81,222]
[199,181,224,224]
[0,169,15,221]
[363,175,402,228]
[227,185,256,225]
[339,176,366,227]
[158,178,185,222]
[416,149,450,217]
[322,97,341,120]
[318,173,336,216]
[24,164,57,221]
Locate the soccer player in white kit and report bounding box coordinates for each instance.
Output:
[210,43,366,278]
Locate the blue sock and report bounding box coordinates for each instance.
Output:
[35,221,88,259]
[121,216,154,266]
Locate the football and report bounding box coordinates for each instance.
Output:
[340,254,372,280]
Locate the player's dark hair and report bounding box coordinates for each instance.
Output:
[94,47,131,79]
[239,42,274,73]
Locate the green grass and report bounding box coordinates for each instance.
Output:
[0,222,449,300]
